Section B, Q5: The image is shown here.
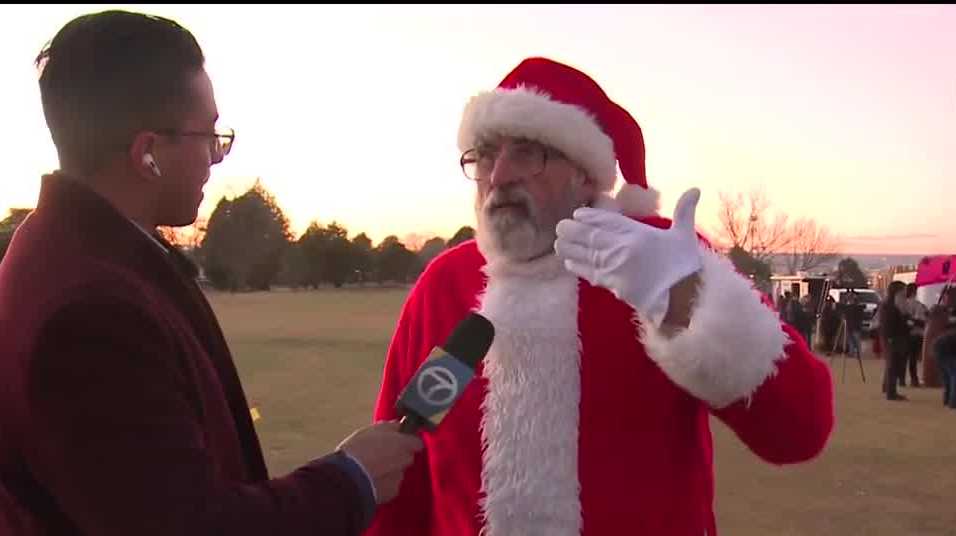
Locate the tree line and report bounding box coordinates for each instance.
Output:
[163,181,474,291]
[0,182,474,292]
[0,183,876,292]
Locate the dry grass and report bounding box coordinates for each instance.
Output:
[209,288,956,536]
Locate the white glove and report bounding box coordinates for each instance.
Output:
[554,188,703,322]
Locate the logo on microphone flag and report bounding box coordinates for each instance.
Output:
[397,346,476,429]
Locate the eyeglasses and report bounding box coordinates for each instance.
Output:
[156,127,235,162]
[460,139,563,181]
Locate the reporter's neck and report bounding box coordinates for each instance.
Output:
[56,165,158,230]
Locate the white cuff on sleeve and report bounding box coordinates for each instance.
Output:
[639,247,791,408]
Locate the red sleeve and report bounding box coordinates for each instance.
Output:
[712,322,835,464]
[363,272,437,535]
[25,297,370,536]
[636,217,835,464]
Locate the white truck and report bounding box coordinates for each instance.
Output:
[828,287,881,336]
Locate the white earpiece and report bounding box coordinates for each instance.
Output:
[143,153,162,177]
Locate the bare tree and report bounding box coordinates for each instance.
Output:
[715,189,795,263]
[784,218,842,275]
[715,192,745,250]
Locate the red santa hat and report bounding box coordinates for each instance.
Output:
[458,56,660,217]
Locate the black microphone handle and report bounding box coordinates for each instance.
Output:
[399,413,427,435]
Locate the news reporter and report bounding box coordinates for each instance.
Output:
[0,10,420,535]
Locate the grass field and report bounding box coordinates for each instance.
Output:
[209,288,956,536]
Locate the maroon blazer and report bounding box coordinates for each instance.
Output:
[0,175,373,535]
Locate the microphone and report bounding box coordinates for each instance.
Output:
[396,312,495,434]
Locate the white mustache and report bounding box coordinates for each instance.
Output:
[484,187,533,213]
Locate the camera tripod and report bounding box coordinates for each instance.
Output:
[829,316,866,383]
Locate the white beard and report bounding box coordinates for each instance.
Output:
[476,208,549,263]
[475,184,580,264]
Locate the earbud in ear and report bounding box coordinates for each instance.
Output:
[142,153,162,177]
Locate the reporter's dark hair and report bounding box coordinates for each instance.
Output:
[905,282,917,297]
[36,10,205,175]
[884,281,906,309]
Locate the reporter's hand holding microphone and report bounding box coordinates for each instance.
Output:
[339,312,495,504]
[335,421,423,504]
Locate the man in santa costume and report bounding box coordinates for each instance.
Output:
[365,57,834,536]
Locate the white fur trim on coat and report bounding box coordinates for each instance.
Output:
[639,247,790,409]
[477,254,582,536]
[615,182,660,218]
[458,86,617,192]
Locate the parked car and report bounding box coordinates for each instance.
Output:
[828,287,881,336]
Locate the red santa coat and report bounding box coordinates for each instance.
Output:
[366,228,833,536]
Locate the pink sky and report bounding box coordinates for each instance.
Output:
[1,5,953,255]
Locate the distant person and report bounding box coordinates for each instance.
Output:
[821,295,839,354]
[879,281,910,401]
[842,291,864,358]
[794,294,815,349]
[0,10,420,534]
[924,287,956,406]
[779,291,793,322]
[899,283,927,387]
[933,331,956,409]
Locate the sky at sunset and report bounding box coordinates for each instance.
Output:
[1,4,953,255]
